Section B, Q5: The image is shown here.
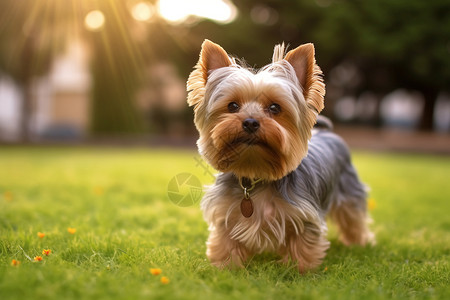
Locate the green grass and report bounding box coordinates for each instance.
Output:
[0,146,449,300]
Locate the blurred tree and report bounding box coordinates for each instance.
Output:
[2,0,447,139]
[0,0,67,141]
[0,0,147,140]
[318,0,450,129]
[87,1,145,134]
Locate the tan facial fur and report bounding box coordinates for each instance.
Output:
[187,40,325,180]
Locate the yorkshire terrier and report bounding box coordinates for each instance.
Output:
[187,40,374,272]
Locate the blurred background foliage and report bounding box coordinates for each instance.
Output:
[0,0,449,142]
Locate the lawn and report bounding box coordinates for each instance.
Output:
[0,146,449,300]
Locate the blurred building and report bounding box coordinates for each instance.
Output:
[38,40,91,139]
[380,89,424,130]
[0,76,21,140]
[0,39,191,142]
[0,40,90,141]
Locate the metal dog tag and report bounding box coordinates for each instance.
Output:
[239,180,259,218]
[240,196,254,218]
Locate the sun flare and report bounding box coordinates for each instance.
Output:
[131,2,154,22]
[84,10,105,31]
[157,0,237,24]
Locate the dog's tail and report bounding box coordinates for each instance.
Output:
[314,115,333,131]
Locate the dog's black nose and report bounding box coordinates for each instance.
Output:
[242,118,260,133]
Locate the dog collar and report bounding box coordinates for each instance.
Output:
[238,177,263,218]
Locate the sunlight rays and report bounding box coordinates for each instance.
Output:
[0,0,239,133]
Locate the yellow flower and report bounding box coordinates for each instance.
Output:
[368,198,376,211]
[93,186,104,196]
[150,268,162,276]
[160,276,170,284]
[42,249,51,256]
[3,191,13,202]
[67,227,76,234]
[34,256,43,262]
[11,259,20,266]
[37,232,45,238]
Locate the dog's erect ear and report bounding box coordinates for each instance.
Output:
[285,44,315,90]
[187,40,231,108]
[285,43,325,114]
[200,40,232,77]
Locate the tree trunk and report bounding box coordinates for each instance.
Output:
[19,78,33,142]
[19,35,35,142]
[419,89,438,131]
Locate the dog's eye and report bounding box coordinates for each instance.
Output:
[228,102,240,113]
[269,103,281,115]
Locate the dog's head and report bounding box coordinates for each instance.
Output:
[187,40,325,181]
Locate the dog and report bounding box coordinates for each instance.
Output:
[186,40,374,272]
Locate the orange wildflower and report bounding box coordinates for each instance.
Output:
[37,232,45,238]
[34,256,43,262]
[42,249,51,256]
[67,227,76,234]
[150,268,162,276]
[11,259,20,266]
[160,276,170,284]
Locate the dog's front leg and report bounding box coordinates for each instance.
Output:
[206,225,249,269]
[279,222,330,273]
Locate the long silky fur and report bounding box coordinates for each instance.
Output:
[188,40,374,271]
[201,130,368,255]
